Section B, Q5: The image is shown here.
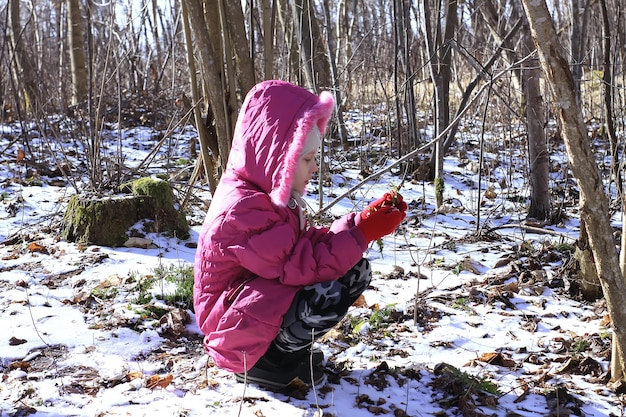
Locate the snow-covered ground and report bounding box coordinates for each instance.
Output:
[0,118,623,416]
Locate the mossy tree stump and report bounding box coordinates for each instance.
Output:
[61,177,190,247]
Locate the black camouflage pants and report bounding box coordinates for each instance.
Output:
[271,258,372,353]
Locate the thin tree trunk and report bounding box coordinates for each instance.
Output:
[422,0,457,205]
[184,0,230,170]
[181,0,216,193]
[8,0,39,112]
[290,0,331,90]
[321,0,347,146]
[570,0,590,101]
[401,0,418,171]
[599,0,620,194]
[217,0,238,141]
[222,0,256,94]
[261,0,275,80]
[67,0,88,105]
[522,23,550,221]
[479,0,522,92]
[276,1,299,82]
[291,0,315,88]
[522,0,626,383]
[393,0,404,158]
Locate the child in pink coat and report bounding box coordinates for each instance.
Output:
[193,80,406,390]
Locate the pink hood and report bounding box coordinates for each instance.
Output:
[228,80,334,206]
[193,80,368,373]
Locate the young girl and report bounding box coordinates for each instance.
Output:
[193,80,407,390]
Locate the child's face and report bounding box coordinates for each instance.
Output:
[292,150,319,194]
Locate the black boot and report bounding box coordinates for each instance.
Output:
[289,346,325,366]
[234,346,326,390]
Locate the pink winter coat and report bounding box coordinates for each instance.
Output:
[193,80,369,373]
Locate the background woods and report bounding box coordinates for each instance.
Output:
[2,0,625,199]
[3,0,626,383]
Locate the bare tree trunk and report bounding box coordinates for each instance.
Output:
[275,1,298,81]
[291,0,315,88]
[181,0,217,193]
[8,0,39,112]
[182,0,257,187]
[217,0,238,140]
[599,0,620,194]
[575,221,604,300]
[522,23,550,221]
[569,0,600,304]
[393,0,418,171]
[290,0,331,90]
[393,0,404,159]
[478,0,522,92]
[261,0,275,80]
[57,1,68,108]
[522,0,626,383]
[570,0,590,101]
[400,0,417,168]
[222,0,256,94]
[67,0,88,105]
[422,0,457,206]
[184,0,230,170]
[321,0,348,146]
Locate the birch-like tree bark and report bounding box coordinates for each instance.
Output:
[321,0,348,146]
[522,0,626,382]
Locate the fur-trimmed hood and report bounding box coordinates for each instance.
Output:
[224,80,334,206]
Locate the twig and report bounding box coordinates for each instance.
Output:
[310,331,321,415]
[315,53,536,217]
[485,223,577,240]
[237,351,247,417]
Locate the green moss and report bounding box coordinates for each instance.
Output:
[61,194,138,246]
[435,176,445,207]
[129,177,174,207]
[435,176,445,195]
[62,178,190,246]
[131,177,190,239]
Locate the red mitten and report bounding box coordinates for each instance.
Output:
[357,206,405,242]
[361,192,408,220]
[363,193,394,214]
[391,192,408,213]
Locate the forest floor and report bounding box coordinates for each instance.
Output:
[0,116,624,416]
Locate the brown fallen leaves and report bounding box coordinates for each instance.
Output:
[9,336,27,346]
[27,241,48,254]
[128,371,174,389]
[159,308,191,337]
[467,352,517,368]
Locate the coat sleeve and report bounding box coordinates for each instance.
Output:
[223,194,367,287]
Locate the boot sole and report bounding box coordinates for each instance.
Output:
[235,369,327,391]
